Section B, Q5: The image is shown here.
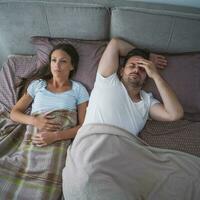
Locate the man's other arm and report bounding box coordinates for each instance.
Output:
[98,38,134,77]
[150,74,184,121]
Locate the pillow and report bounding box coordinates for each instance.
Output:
[31,36,107,93]
[143,53,200,121]
[0,55,37,112]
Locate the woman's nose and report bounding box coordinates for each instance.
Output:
[54,61,61,68]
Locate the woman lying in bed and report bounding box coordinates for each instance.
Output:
[10,43,89,146]
[0,43,88,199]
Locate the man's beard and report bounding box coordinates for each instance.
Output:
[120,73,145,88]
[126,75,144,88]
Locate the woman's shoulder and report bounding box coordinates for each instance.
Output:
[71,80,87,90]
[71,80,89,97]
[29,79,47,89]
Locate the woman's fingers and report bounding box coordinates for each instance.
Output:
[32,134,47,147]
[45,115,56,119]
[45,122,61,131]
[38,116,61,131]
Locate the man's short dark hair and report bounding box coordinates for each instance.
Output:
[123,48,150,67]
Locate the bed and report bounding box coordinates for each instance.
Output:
[0,0,200,199]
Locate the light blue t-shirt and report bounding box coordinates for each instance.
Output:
[27,79,89,114]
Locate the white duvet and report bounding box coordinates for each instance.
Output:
[62,124,200,200]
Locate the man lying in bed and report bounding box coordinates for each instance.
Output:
[83,38,184,135]
[62,38,186,200]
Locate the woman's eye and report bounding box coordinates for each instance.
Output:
[51,59,56,62]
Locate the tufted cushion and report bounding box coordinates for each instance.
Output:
[31,36,107,93]
[144,53,200,121]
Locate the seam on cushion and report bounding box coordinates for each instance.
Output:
[42,4,51,37]
[166,17,176,52]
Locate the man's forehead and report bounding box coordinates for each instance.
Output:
[127,56,143,63]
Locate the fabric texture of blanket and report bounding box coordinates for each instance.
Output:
[0,109,76,200]
[63,123,200,200]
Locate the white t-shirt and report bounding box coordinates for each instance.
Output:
[84,73,159,136]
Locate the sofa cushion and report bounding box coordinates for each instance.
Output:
[144,53,200,121]
[0,3,110,69]
[111,7,200,53]
[31,36,107,93]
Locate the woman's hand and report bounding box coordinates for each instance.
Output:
[32,131,59,147]
[149,53,167,69]
[33,114,61,131]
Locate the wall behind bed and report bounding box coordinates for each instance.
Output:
[1,0,200,69]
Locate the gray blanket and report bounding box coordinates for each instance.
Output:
[63,123,200,200]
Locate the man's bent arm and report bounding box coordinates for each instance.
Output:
[98,38,135,77]
[150,73,184,121]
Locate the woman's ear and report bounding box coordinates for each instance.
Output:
[70,64,74,71]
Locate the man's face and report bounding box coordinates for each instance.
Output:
[121,56,147,87]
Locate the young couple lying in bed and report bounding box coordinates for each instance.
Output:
[11,38,183,144]
[10,38,183,195]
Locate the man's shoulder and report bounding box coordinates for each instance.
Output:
[96,72,120,83]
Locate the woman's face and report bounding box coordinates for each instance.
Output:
[50,49,73,79]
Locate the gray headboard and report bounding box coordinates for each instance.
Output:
[1,0,200,68]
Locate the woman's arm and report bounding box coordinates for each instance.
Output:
[32,101,88,146]
[10,93,61,131]
[10,93,35,125]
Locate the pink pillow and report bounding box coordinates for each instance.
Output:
[0,55,37,111]
[144,53,200,121]
[31,36,107,92]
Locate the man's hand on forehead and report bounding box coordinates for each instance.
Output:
[135,59,159,79]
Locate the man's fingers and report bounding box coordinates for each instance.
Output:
[157,58,167,65]
[156,64,165,69]
[155,55,166,59]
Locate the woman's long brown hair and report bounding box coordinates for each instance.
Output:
[17,43,79,99]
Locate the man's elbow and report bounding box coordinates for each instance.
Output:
[170,108,184,121]
[110,37,120,48]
